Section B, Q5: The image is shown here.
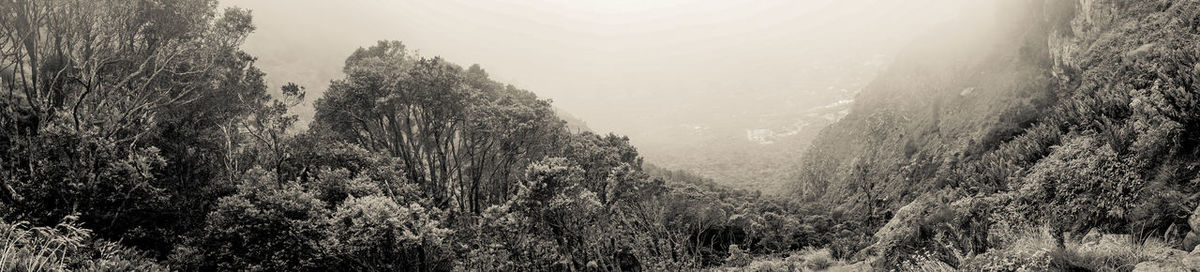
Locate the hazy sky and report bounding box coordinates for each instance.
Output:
[220,0,970,134]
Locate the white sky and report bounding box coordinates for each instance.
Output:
[220,0,971,134]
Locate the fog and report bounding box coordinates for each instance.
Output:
[216,0,988,189]
[10,1,1192,268]
[221,0,968,134]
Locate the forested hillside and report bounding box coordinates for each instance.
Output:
[6,0,1200,271]
[793,0,1061,216]
[788,0,1200,270]
[0,1,845,271]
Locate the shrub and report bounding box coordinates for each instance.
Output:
[325,195,451,270]
[179,169,330,271]
[962,226,1054,271]
[1018,135,1144,240]
[803,249,835,270]
[1050,237,1168,272]
[894,251,955,272]
[725,244,752,267]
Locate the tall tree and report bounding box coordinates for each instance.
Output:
[313,41,566,213]
[0,0,268,254]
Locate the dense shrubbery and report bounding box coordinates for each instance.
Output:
[789,0,1200,269]
[5,0,1199,270]
[0,1,847,270]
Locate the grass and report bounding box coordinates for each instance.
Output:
[1051,235,1179,272]
[962,225,1184,272]
[0,216,168,272]
[0,218,86,272]
[705,225,1187,272]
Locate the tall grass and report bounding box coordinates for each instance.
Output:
[1052,235,1177,272]
[0,216,89,271]
[964,225,1183,272]
[0,216,167,272]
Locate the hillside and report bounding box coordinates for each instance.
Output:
[6,0,1200,271]
[0,2,858,270]
[793,0,1058,208]
[788,0,1200,269]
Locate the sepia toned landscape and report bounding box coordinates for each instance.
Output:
[4,0,1200,271]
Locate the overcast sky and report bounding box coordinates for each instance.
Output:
[220,0,972,134]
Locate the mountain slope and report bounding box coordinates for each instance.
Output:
[793,0,1060,207]
[790,0,1200,265]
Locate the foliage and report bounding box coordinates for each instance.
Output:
[0,216,166,271]
[312,42,567,213]
[0,0,274,256]
[786,0,1200,268]
[709,248,844,272]
[961,225,1184,272]
[1017,135,1144,235]
[3,0,1198,271]
[724,245,751,267]
[325,195,452,270]
[179,169,331,271]
[893,251,955,272]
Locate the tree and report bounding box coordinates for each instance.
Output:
[313,41,566,213]
[0,0,254,142]
[0,0,267,255]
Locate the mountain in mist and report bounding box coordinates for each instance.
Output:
[634,53,887,193]
[554,106,593,134]
[785,0,1200,269]
[7,0,1200,271]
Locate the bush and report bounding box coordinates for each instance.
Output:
[894,251,955,272]
[1018,135,1144,236]
[725,244,752,267]
[325,195,451,270]
[178,169,330,271]
[1050,237,1170,272]
[710,248,842,272]
[962,226,1054,271]
[802,249,835,270]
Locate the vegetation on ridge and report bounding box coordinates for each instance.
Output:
[4,0,1200,271]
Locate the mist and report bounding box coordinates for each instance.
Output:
[216,0,983,190]
[223,0,967,133]
[9,0,1197,270]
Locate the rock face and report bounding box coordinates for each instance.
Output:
[1188,205,1200,252]
[1172,205,1200,270]
[1184,253,1200,270]
[1191,205,1200,234]
[1185,232,1199,253]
